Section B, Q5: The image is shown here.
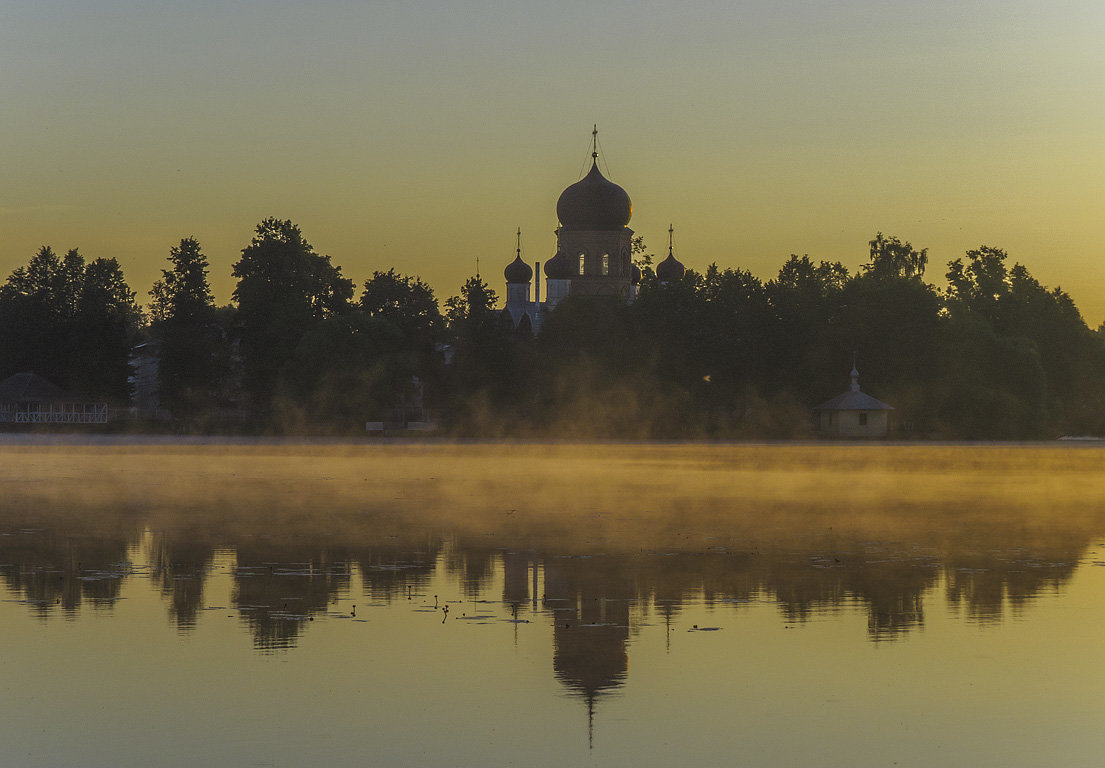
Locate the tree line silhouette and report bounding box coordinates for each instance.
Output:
[2,217,1104,438]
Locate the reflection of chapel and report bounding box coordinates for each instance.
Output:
[501,129,685,331]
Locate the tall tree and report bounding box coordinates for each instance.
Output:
[865,232,928,279]
[360,269,442,354]
[149,237,224,417]
[937,245,1105,436]
[444,275,498,328]
[945,245,1010,324]
[0,247,68,383]
[697,264,774,413]
[231,218,353,405]
[275,312,414,432]
[836,269,943,431]
[0,247,139,401]
[631,267,708,390]
[765,255,849,398]
[443,276,532,430]
[71,257,141,401]
[360,268,445,409]
[947,247,1105,434]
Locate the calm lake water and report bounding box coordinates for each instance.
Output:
[2,440,1104,767]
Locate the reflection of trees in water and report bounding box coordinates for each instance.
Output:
[4,441,1105,753]
[842,556,934,639]
[501,550,535,606]
[353,538,441,601]
[0,508,140,614]
[444,542,497,599]
[0,518,1092,646]
[232,542,353,651]
[757,548,941,639]
[645,551,759,608]
[944,548,1081,623]
[0,524,1089,647]
[598,548,938,641]
[149,535,217,630]
[0,490,1096,677]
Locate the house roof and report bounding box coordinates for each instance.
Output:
[0,372,78,403]
[814,390,894,411]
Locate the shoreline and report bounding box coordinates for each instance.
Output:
[0,432,1103,448]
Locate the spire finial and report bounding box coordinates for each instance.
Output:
[588,693,595,750]
[592,124,598,160]
[850,352,860,392]
[516,227,522,259]
[668,224,674,257]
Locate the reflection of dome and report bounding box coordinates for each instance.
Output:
[630,263,642,285]
[655,253,685,282]
[556,161,632,231]
[544,248,573,280]
[504,255,533,284]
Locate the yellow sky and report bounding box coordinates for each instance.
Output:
[3,1,1104,322]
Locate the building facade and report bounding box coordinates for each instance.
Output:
[814,366,894,438]
[0,372,108,425]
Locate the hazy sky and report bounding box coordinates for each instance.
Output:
[3,1,1104,320]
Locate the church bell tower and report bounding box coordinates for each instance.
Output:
[552,126,635,300]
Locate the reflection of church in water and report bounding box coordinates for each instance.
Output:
[500,129,686,332]
[1,516,1095,748]
[501,551,631,749]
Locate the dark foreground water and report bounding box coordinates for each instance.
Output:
[2,441,1104,767]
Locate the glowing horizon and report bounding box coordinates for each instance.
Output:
[3,2,1103,321]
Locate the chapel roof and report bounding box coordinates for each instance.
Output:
[814,390,894,411]
[0,372,78,403]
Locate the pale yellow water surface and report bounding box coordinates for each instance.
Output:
[2,439,1104,767]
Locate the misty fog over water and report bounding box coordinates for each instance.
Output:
[2,440,1104,767]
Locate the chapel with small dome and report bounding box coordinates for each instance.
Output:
[502,128,672,330]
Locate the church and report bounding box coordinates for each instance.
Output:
[500,130,685,332]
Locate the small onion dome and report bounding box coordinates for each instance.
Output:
[630,263,642,284]
[544,248,573,280]
[655,252,685,283]
[556,161,632,231]
[504,254,533,284]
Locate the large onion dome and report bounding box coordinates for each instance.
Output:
[655,252,685,283]
[556,161,632,231]
[504,254,533,284]
[544,248,573,280]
